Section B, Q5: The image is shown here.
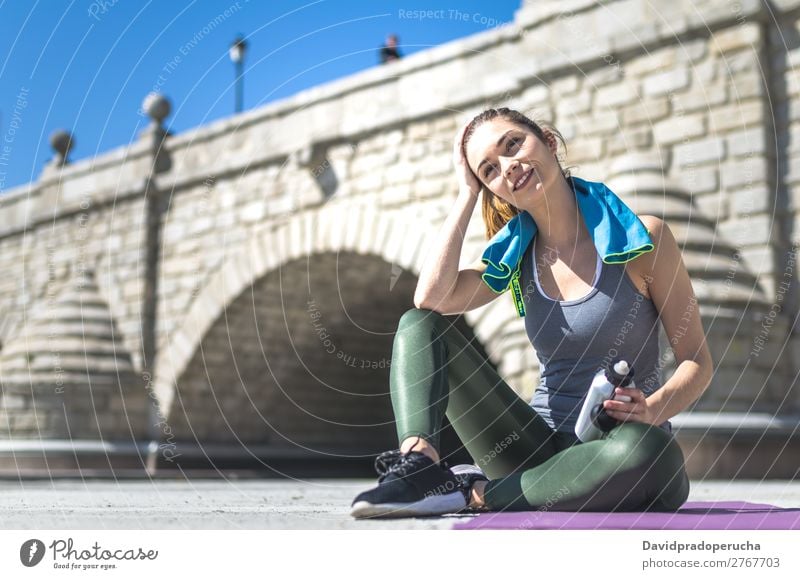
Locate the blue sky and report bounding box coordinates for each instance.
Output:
[0,0,519,192]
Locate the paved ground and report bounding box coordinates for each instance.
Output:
[0,478,798,529]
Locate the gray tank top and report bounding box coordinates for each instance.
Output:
[520,235,672,436]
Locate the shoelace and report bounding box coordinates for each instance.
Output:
[373,440,448,482]
[373,450,403,477]
[373,449,427,481]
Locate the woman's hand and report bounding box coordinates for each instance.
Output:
[453,121,482,197]
[602,387,659,425]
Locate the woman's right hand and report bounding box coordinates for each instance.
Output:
[453,121,482,198]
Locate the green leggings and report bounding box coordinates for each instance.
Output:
[390,307,690,512]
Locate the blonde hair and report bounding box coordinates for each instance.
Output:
[462,107,572,240]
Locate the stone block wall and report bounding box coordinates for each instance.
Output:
[1,0,799,474]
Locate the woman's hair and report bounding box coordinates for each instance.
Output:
[462,107,572,240]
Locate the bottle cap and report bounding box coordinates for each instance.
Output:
[606,358,634,387]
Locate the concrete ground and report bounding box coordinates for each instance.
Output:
[0,478,798,529]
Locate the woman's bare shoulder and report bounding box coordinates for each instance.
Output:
[624,214,670,300]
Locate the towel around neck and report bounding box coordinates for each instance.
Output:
[480,175,654,317]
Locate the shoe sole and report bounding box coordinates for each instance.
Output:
[350,491,465,519]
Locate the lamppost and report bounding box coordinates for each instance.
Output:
[229,35,247,114]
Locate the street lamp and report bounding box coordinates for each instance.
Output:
[229,35,247,114]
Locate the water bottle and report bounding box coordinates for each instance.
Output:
[574,358,635,442]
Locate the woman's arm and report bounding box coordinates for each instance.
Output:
[414,191,479,309]
[604,215,714,425]
[414,123,483,310]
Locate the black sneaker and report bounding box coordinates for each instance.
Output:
[450,464,490,512]
[350,449,467,519]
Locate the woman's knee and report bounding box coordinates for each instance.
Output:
[398,307,447,332]
[606,423,683,469]
[604,423,689,509]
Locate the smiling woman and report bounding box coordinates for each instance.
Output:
[350,107,713,519]
[464,109,572,241]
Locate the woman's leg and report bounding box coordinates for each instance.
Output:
[390,307,690,513]
[390,307,560,479]
[481,421,691,512]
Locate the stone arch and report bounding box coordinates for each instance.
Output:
[152,203,525,453]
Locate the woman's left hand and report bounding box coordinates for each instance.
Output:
[602,387,658,425]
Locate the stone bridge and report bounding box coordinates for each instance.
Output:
[1,0,799,478]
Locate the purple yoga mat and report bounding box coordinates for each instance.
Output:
[452,501,800,530]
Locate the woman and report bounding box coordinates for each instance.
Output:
[350,107,713,519]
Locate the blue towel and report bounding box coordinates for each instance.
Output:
[480,176,654,317]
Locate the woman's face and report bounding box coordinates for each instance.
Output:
[465,117,558,207]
